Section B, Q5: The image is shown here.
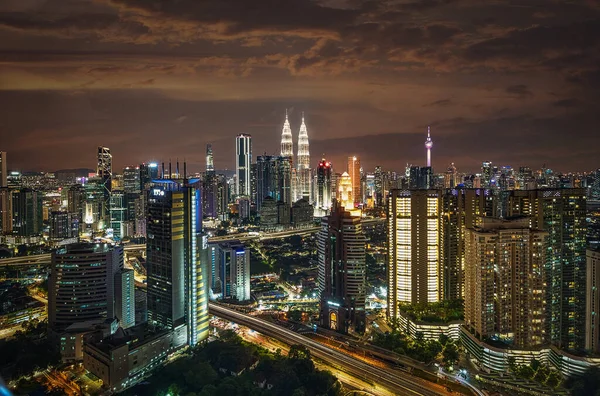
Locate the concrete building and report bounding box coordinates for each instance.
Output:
[464,216,547,348]
[291,198,313,228]
[347,156,361,206]
[115,268,135,329]
[49,243,123,333]
[387,189,442,317]
[318,202,366,333]
[235,134,252,197]
[208,240,251,302]
[11,188,43,236]
[586,248,600,353]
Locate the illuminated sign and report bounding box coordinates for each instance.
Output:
[152,188,165,196]
[149,162,158,168]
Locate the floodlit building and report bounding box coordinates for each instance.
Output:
[235,134,252,197]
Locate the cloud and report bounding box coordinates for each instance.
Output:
[425,99,452,107]
[505,84,533,98]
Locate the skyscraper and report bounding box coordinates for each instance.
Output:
[0,151,6,188]
[387,189,442,318]
[115,268,135,329]
[316,158,332,214]
[425,126,433,168]
[347,156,361,206]
[123,166,141,195]
[97,147,112,223]
[203,144,218,219]
[11,188,43,236]
[109,190,126,239]
[297,113,311,200]
[256,155,293,210]
[235,134,252,197]
[209,241,251,302]
[445,163,457,189]
[139,162,159,191]
[206,144,215,174]
[318,202,366,333]
[464,217,547,348]
[586,248,600,353]
[374,166,383,207]
[49,243,123,333]
[508,189,587,351]
[146,177,209,346]
[280,110,293,158]
[338,172,354,211]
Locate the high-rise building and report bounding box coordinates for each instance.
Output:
[206,144,215,174]
[139,162,159,191]
[49,211,78,240]
[49,243,123,333]
[280,110,293,158]
[464,217,547,348]
[146,177,209,346]
[507,189,587,351]
[586,249,600,353]
[109,190,126,239]
[297,113,311,201]
[97,147,112,223]
[408,166,433,189]
[209,241,251,302]
[0,151,6,188]
[374,166,383,207]
[425,126,433,168]
[115,268,135,329]
[318,202,366,333]
[203,144,218,219]
[256,155,292,211]
[347,156,361,206]
[11,188,43,236]
[445,163,457,189]
[338,172,353,211]
[235,134,252,197]
[0,187,11,234]
[123,166,141,195]
[387,190,442,318]
[316,158,332,214]
[482,161,494,187]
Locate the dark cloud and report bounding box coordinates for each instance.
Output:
[425,99,453,107]
[505,84,533,98]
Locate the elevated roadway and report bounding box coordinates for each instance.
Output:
[209,302,450,396]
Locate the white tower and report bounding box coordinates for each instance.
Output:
[297,112,311,200]
[281,110,293,158]
[425,126,433,168]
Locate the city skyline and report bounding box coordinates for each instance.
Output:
[1,1,599,173]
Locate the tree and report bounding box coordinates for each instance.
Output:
[288,310,303,322]
[442,342,459,366]
[288,345,311,361]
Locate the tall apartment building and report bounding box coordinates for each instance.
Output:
[586,249,600,353]
[507,189,587,351]
[208,241,251,302]
[146,177,209,346]
[387,190,442,318]
[318,202,366,333]
[464,217,547,348]
[49,243,123,333]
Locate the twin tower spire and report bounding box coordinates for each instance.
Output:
[280,110,310,170]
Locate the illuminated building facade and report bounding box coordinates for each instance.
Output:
[109,190,126,239]
[387,190,442,319]
[11,188,43,236]
[586,249,600,353]
[146,177,209,346]
[338,172,354,212]
[507,189,587,351]
[115,268,135,329]
[280,110,293,158]
[318,202,366,333]
[347,156,361,206]
[97,146,112,224]
[235,134,252,197]
[464,217,547,348]
[256,155,292,210]
[445,163,457,189]
[139,162,159,192]
[296,114,311,201]
[49,243,123,333]
[316,158,332,214]
[209,241,251,302]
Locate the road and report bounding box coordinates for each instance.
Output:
[209,303,450,396]
[0,218,386,268]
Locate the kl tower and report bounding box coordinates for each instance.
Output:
[425,126,433,167]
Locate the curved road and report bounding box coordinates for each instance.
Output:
[209,303,449,396]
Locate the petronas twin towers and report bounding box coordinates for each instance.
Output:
[280,110,311,202]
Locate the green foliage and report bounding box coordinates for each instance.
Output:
[288,309,303,322]
[126,339,339,396]
[372,328,446,364]
[398,300,464,323]
[510,358,563,389]
[0,319,60,380]
[566,366,600,395]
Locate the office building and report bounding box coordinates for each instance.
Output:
[0,187,12,234]
[123,167,141,195]
[347,156,361,206]
[110,190,127,239]
[146,177,209,346]
[49,243,123,333]
[49,211,78,240]
[97,146,112,222]
[464,217,547,348]
[235,134,252,197]
[139,162,159,191]
[296,113,311,201]
[387,190,442,318]
[256,155,293,211]
[508,189,587,351]
[318,202,366,333]
[0,151,6,188]
[291,198,314,228]
[68,184,85,219]
[586,249,600,353]
[11,188,43,236]
[203,145,218,219]
[445,163,457,189]
[338,172,354,212]
[315,158,332,214]
[209,241,251,302]
[280,110,293,159]
[115,268,135,329]
[408,166,433,189]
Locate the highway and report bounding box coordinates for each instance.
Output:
[0,218,385,268]
[209,303,450,396]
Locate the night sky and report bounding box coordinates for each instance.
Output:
[0,0,599,174]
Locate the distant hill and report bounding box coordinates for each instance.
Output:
[54,168,95,180]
